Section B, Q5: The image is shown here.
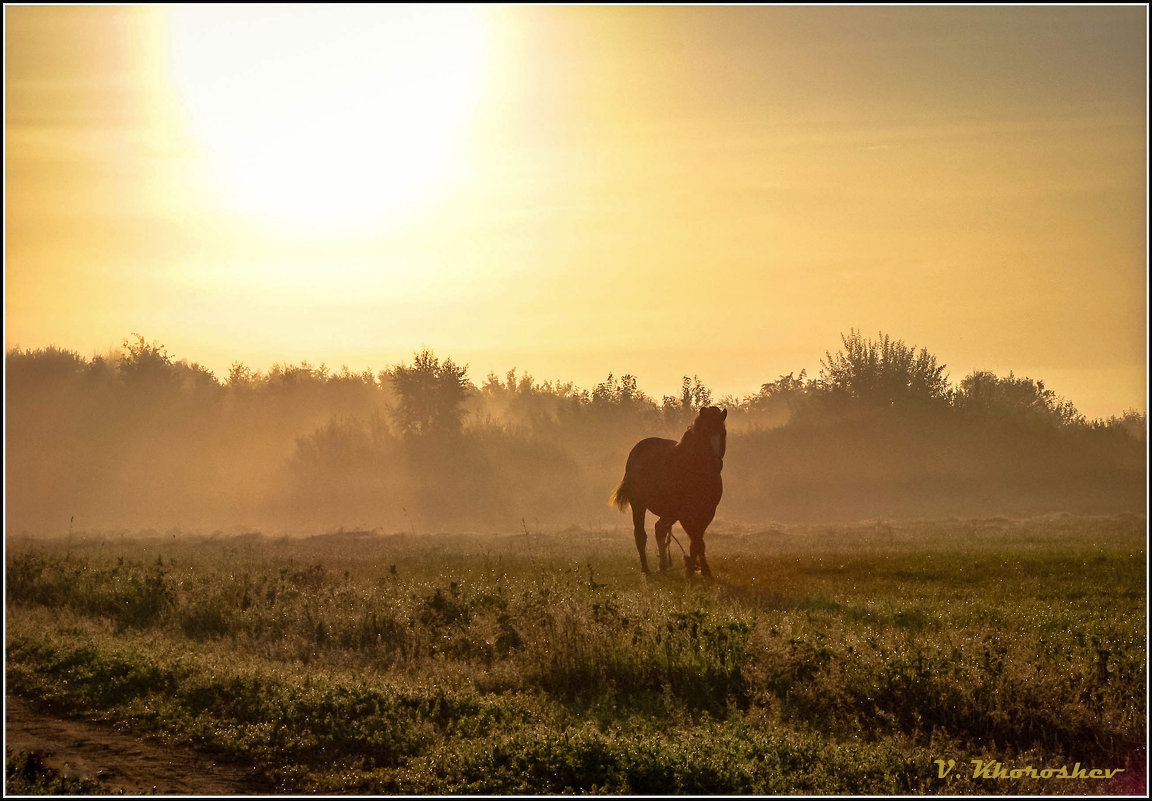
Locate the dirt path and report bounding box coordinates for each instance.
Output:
[4,694,273,794]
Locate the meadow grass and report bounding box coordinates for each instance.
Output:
[5,514,1146,794]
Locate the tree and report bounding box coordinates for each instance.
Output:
[227,361,261,389]
[116,333,219,393]
[1093,409,1146,441]
[661,375,714,423]
[955,370,1084,427]
[386,348,470,437]
[5,346,88,390]
[742,370,809,425]
[680,375,712,411]
[752,370,807,410]
[592,373,649,408]
[818,330,949,408]
[119,333,174,385]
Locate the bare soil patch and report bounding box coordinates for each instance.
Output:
[5,694,272,795]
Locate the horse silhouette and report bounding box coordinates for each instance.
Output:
[611,406,726,576]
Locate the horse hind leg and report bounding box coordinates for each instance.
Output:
[654,517,674,573]
[631,504,650,574]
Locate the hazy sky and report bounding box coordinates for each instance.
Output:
[4,5,1147,418]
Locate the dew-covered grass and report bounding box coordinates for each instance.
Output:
[5,514,1145,794]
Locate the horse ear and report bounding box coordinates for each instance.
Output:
[721,408,727,420]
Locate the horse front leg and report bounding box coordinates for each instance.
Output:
[683,523,712,579]
[654,517,674,573]
[631,504,650,574]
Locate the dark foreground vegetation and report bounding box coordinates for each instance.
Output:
[5,515,1146,794]
[5,330,1145,534]
[4,750,104,795]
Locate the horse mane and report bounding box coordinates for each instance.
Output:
[677,424,698,448]
[676,419,705,448]
[676,408,726,467]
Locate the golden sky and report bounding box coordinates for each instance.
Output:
[4,5,1147,418]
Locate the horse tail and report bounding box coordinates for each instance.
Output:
[611,473,632,511]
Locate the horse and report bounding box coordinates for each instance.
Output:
[611,406,726,577]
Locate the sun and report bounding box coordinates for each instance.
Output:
[166,5,489,240]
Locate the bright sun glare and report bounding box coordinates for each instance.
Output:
[167,5,489,240]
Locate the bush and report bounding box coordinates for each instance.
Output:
[817,329,949,409]
[956,370,1084,427]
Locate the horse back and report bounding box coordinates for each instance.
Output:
[626,437,678,467]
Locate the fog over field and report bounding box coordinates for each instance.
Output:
[5,331,1145,538]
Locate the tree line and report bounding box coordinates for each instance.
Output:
[5,330,1145,533]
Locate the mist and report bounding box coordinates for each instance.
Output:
[5,331,1145,538]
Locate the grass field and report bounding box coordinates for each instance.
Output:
[4,514,1146,794]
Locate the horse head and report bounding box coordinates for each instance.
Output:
[689,405,727,465]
